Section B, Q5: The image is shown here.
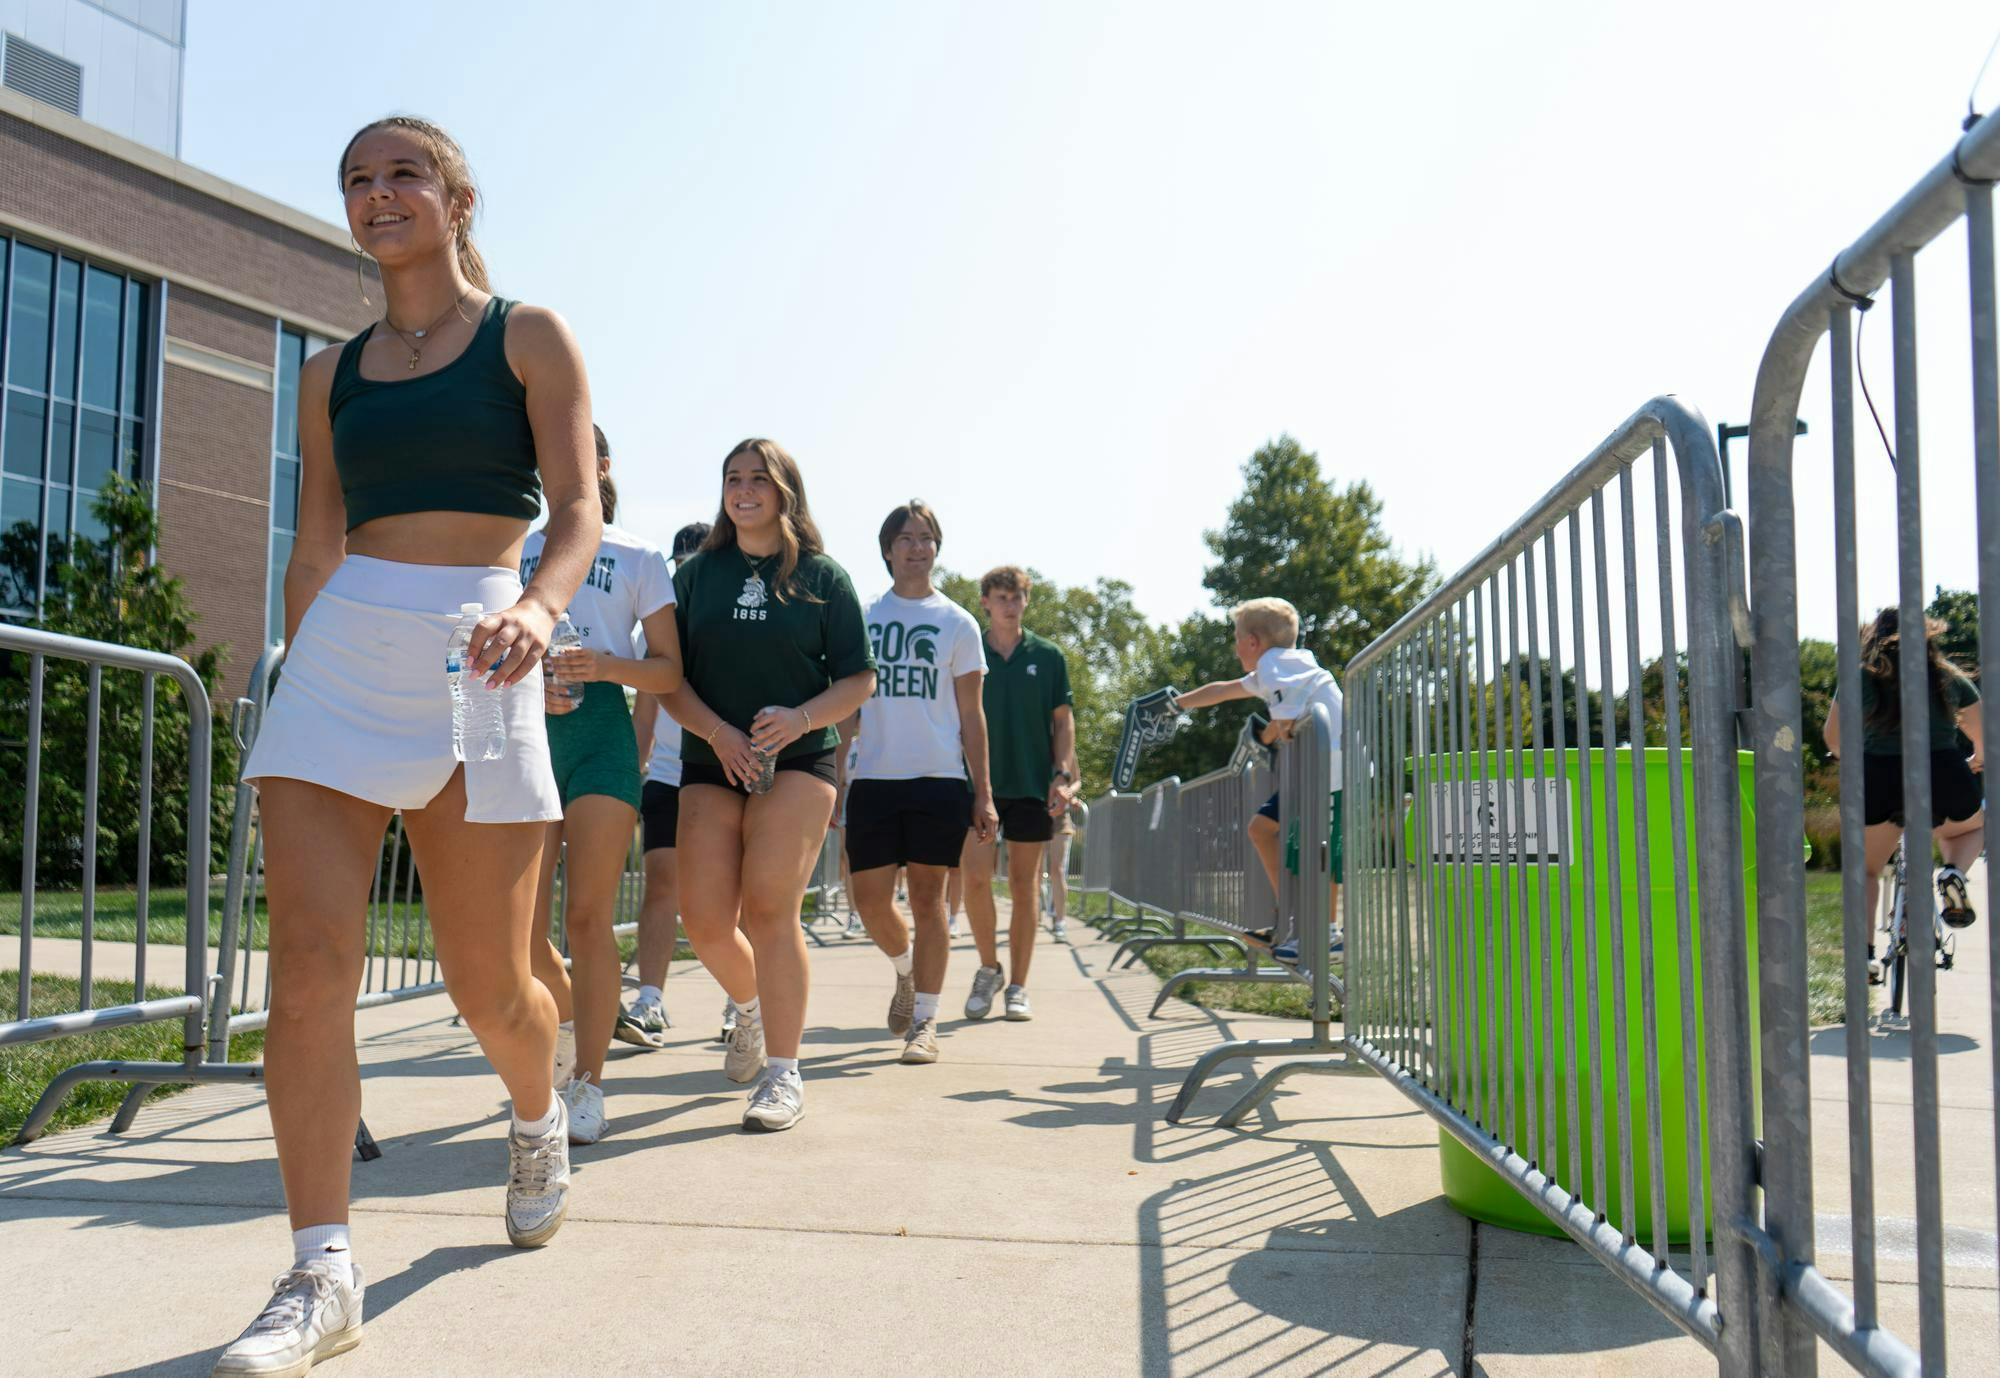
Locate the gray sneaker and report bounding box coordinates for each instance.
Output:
[965,964,1005,1020]
[614,995,670,1049]
[742,1069,805,1132]
[724,1014,767,1084]
[1004,985,1033,1021]
[900,1018,940,1064]
[213,1260,364,1377]
[505,1099,571,1248]
[887,970,916,1035]
[717,998,738,1043]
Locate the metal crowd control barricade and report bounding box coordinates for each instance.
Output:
[1742,109,2000,1378]
[1332,396,1751,1353]
[1164,701,1348,1124]
[5,624,261,1145]
[1107,776,1246,971]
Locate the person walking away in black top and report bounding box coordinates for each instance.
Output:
[1825,607,1986,933]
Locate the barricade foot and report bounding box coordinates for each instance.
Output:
[1164,1037,1318,1124]
[354,1119,382,1162]
[1215,1052,1366,1129]
[12,1057,263,1145]
[1149,967,1297,1019]
[109,1081,158,1134]
[1115,936,1244,970]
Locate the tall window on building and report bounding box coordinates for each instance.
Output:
[0,235,154,616]
[268,325,328,646]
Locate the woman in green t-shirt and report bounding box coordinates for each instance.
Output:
[662,439,877,1132]
[1825,608,1986,928]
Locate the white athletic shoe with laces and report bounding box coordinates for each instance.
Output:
[717,998,738,1044]
[965,964,1004,1020]
[742,1069,805,1132]
[1004,985,1033,1021]
[724,1014,767,1084]
[1052,918,1069,942]
[561,1072,606,1145]
[505,1099,571,1248]
[212,1258,364,1378]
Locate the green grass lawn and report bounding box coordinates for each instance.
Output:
[1060,875,1856,1027]
[1,970,265,1142]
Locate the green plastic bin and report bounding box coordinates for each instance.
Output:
[1410,747,1759,1243]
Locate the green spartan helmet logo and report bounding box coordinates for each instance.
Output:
[909,623,940,664]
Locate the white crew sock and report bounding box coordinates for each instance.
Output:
[737,996,762,1025]
[292,1224,353,1287]
[890,947,914,977]
[638,984,664,1006]
[913,991,941,1024]
[768,1056,800,1080]
[512,1098,560,1139]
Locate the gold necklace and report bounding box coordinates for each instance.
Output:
[380,290,471,371]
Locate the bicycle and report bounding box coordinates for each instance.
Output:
[1868,836,1956,1021]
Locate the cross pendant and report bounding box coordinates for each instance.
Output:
[407,352,420,371]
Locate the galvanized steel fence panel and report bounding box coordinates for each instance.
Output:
[1340,396,1745,1353]
[1744,108,2000,1378]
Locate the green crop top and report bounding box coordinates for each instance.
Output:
[328,295,543,531]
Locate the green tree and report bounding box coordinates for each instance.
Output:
[1927,585,1978,671]
[0,478,237,885]
[1201,435,1438,673]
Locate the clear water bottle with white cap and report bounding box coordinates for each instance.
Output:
[548,613,584,705]
[446,603,507,763]
[749,705,781,794]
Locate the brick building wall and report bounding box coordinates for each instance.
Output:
[0,93,377,692]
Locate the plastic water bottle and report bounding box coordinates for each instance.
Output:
[446,603,507,763]
[548,613,584,705]
[749,705,780,795]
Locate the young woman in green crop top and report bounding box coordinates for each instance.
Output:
[662,439,878,1132]
[222,116,602,1374]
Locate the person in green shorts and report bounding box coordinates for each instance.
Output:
[960,564,1078,1023]
[661,439,877,1132]
[525,424,683,1146]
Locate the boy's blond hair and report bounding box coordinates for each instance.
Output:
[1230,597,1301,648]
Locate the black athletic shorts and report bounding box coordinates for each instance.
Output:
[681,748,839,797]
[641,780,680,852]
[996,794,1056,844]
[1863,750,1985,828]
[846,777,972,871]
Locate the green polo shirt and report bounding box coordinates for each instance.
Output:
[674,547,875,765]
[983,627,1072,799]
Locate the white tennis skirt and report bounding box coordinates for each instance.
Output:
[243,555,563,824]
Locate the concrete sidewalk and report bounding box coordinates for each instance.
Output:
[1,918,1725,1376]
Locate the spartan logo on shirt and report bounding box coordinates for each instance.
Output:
[870,620,942,699]
[733,574,769,621]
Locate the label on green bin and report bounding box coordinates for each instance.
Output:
[1427,778,1570,862]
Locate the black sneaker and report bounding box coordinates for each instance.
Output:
[1938,866,1977,929]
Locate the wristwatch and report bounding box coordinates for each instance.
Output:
[1053,769,1073,784]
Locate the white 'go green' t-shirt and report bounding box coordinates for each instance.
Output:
[853,589,985,781]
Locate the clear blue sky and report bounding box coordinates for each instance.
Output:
[185,1,1996,638]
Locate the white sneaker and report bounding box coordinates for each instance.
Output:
[1052,919,1069,943]
[947,913,961,938]
[742,1069,805,1132]
[844,912,865,938]
[506,1099,571,1248]
[1004,985,1033,1021]
[552,1023,576,1088]
[213,1259,364,1377]
[614,996,670,1049]
[887,970,916,1035]
[561,1073,606,1145]
[965,964,1004,1020]
[717,999,738,1044]
[724,1014,767,1084]
[900,1018,940,1065]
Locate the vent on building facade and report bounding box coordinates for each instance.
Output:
[2,33,83,117]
